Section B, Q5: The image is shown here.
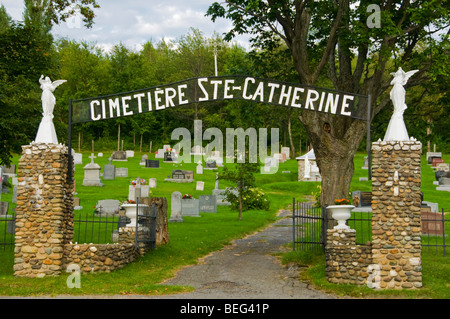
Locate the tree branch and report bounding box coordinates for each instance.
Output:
[312,0,347,83]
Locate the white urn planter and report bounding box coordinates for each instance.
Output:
[120,204,149,227]
[326,205,355,230]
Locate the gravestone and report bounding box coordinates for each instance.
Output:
[196,181,204,191]
[205,160,217,170]
[199,195,217,213]
[362,156,369,170]
[435,170,449,181]
[125,150,134,158]
[426,152,442,163]
[165,170,194,183]
[169,191,183,222]
[12,185,17,203]
[149,178,157,188]
[2,164,16,177]
[281,147,290,160]
[436,163,449,171]
[73,197,82,210]
[111,150,127,161]
[116,167,128,177]
[352,191,372,207]
[103,157,116,180]
[421,207,444,236]
[96,199,121,216]
[164,151,176,162]
[0,201,8,215]
[172,170,185,180]
[263,157,277,173]
[128,182,150,201]
[196,161,203,174]
[82,154,104,187]
[140,154,148,166]
[155,149,165,158]
[7,216,15,234]
[436,177,450,191]
[73,153,83,164]
[208,151,223,166]
[98,152,103,157]
[181,198,200,217]
[191,145,205,155]
[432,158,445,167]
[145,159,160,168]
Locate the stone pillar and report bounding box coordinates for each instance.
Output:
[14,143,74,277]
[371,140,422,289]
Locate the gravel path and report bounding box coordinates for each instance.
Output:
[155,209,335,299]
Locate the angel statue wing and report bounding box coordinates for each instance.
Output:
[51,79,67,90]
[402,70,419,86]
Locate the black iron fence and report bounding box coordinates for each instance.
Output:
[292,198,448,256]
[0,214,15,251]
[422,209,448,256]
[0,201,157,250]
[292,200,326,252]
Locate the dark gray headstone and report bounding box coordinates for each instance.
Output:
[205,160,217,169]
[146,160,160,168]
[0,201,8,215]
[199,195,217,213]
[112,151,127,161]
[164,151,175,162]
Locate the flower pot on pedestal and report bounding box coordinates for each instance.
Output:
[326,205,355,230]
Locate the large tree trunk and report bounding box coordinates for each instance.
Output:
[300,111,367,229]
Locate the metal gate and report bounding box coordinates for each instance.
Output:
[292,199,327,252]
[135,199,157,251]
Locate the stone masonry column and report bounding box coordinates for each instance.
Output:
[371,140,422,289]
[14,143,74,277]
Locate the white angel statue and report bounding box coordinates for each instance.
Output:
[383,67,418,142]
[34,75,66,144]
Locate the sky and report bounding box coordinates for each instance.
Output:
[1,0,251,52]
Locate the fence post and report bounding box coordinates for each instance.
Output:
[292,198,295,251]
[443,208,446,257]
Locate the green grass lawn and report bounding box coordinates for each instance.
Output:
[283,152,450,299]
[0,150,308,296]
[0,150,448,298]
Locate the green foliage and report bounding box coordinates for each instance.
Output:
[225,187,270,212]
[220,158,261,220]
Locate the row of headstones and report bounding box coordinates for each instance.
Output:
[169,192,219,221]
[427,152,450,192]
[0,165,17,233]
[0,166,17,218]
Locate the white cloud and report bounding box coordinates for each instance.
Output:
[1,0,251,52]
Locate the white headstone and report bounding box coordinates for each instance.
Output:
[169,191,183,222]
[196,161,203,174]
[196,181,204,191]
[73,153,83,164]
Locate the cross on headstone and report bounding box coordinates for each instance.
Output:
[89,153,96,164]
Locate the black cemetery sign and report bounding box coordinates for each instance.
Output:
[67,75,370,182]
[70,75,369,124]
